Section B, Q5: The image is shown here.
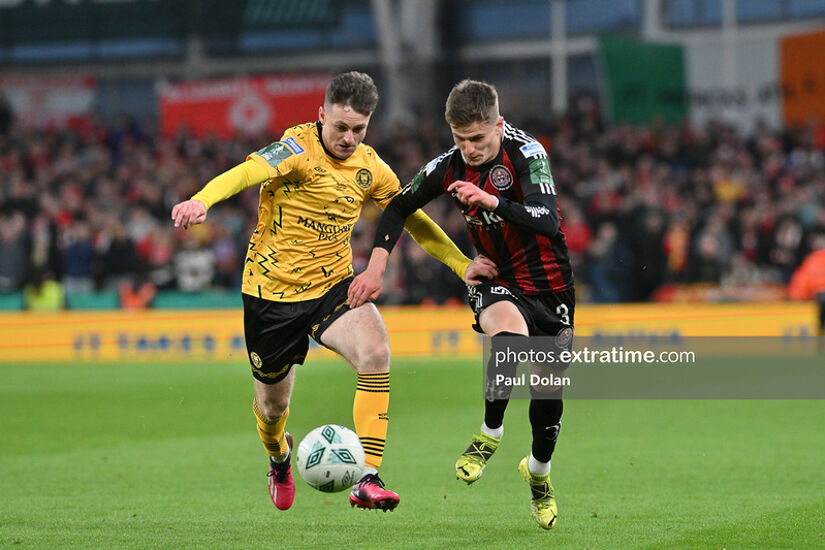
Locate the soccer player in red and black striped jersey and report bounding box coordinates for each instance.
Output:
[348,79,574,529]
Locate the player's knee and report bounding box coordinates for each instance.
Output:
[356,343,390,373]
[258,395,289,420]
[529,365,567,398]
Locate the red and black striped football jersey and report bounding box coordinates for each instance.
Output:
[376,122,573,295]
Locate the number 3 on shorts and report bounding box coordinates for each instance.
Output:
[556,304,570,325]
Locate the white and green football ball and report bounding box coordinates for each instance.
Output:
[295,424,365,493]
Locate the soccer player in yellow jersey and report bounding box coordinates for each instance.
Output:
[171,72,496,512]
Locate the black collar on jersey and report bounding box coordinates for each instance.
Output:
[315,120,348,161]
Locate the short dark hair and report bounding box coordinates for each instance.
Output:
[325,71,379,116]
[445,79,499,127]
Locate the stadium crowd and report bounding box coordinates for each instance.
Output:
[1,98,824,308]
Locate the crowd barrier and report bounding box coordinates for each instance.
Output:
[0,302,816,363]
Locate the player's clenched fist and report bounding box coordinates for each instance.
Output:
[171,199,207,229]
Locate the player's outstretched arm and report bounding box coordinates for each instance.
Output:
[372,177,499,284]
[171,159,270,230]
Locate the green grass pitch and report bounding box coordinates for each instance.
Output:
[2,358,824,549]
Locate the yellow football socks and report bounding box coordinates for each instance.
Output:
[353,372,390,468]
[253,398,289,458]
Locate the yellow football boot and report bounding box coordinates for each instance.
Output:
[518,456,558,529]
[455,433,500,484]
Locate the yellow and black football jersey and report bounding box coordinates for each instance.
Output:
[192,122,471,302]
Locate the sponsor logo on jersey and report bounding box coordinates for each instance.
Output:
[489,165,513,190]
[519,141,546,159]
[463,213,483,226]
[282,136,305,155]
[355,168,373,189]
[464,211,504,226]
[297,216,354,241]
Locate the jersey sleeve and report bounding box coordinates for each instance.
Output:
[369,156,403,208]
[190,159,270,210]
[191,134,306,209]
[372,161,471,279]
[372,164,446,253]
[492,141,560,237]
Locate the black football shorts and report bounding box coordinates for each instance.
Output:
[467,281,575,338]
[242,277,353,384]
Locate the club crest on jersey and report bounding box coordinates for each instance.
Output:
[555,327,573,348]
[250,352,263,369]
[355,168,373,189]
[489,165,513,190]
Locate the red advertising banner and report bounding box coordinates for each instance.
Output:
[158,73,331,138]
[0,75,95,130]
[780,28,825,128]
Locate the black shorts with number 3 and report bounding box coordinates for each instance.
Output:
[243,277,354,384]
[467,281,575,338]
